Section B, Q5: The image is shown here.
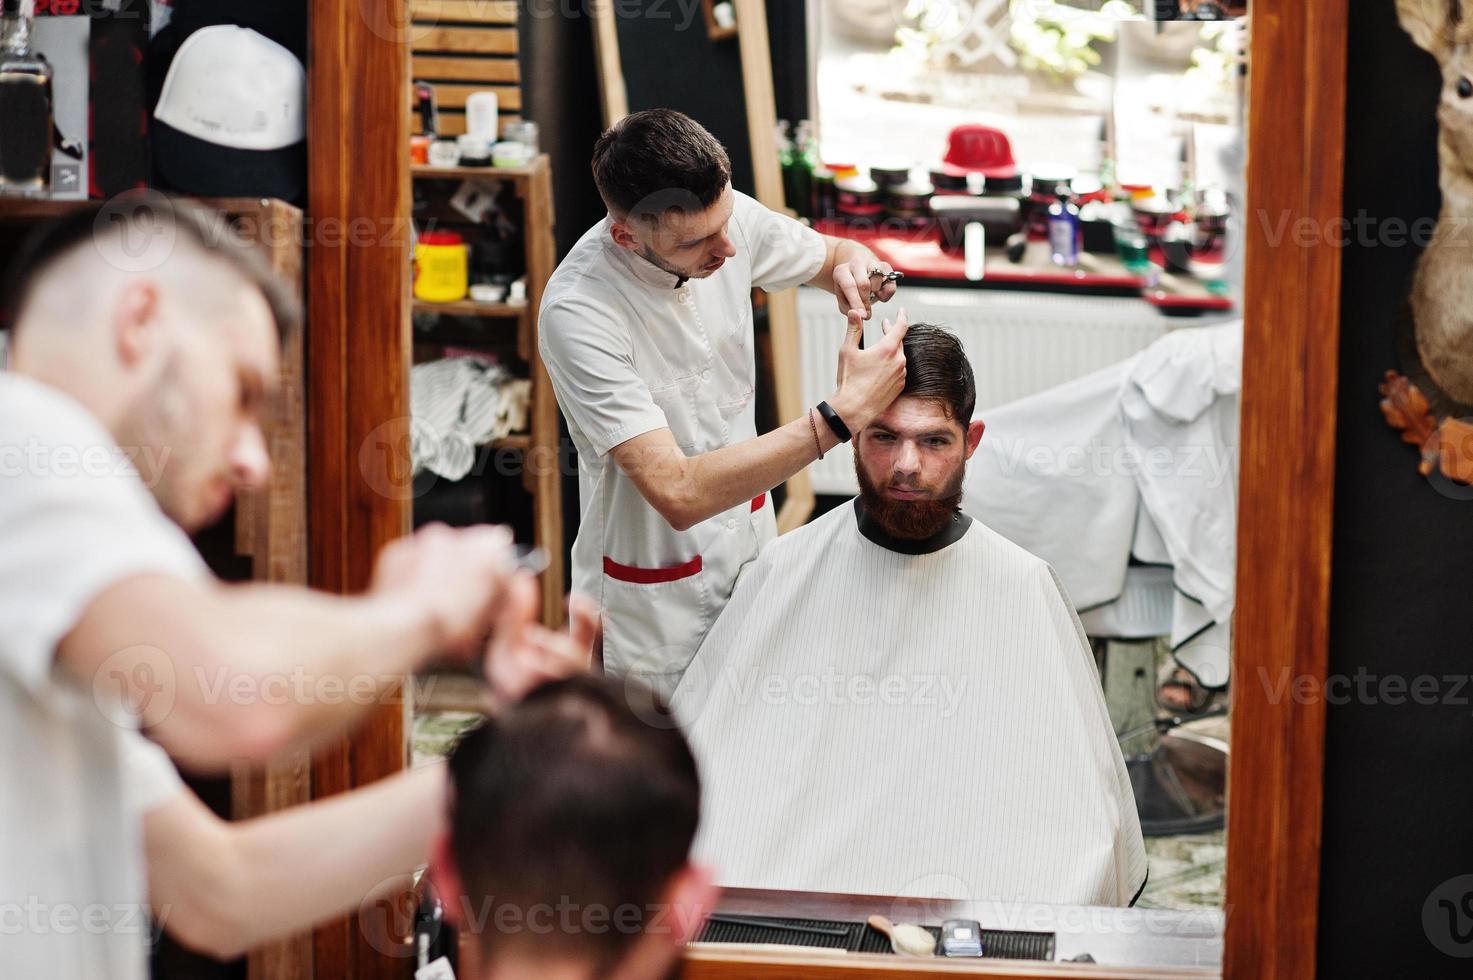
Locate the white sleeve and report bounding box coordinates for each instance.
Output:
[121,729,185,817]
[539,297,672,456]
[729,190,826,293]
[0,379,209,696]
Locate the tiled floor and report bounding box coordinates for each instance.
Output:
[412,709,481,767]
[1139,710,1230,911]
[1140,829,1226,910]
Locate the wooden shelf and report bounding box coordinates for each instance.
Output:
[491,433,531,450]
[415,671,487,714]
[412,297,526,318]
[410,150,563,627]
[412,156,546,182]
[0,194,301,223]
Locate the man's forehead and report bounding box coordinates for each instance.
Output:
[870,396,962,433]
[657,185,734,240]
[220,284,281,387]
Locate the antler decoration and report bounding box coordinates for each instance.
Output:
[1380,370,1438,470]
[1379,369,1473,483]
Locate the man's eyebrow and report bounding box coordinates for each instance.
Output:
[681,202,734,247]
[243,365,278,400]
[680,227,722,247]
[870,423,958,440]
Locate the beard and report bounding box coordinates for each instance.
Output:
[854,454,965,540]
[114,352,218,530]
[635,243,717,280]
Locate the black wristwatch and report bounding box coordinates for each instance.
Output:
[816,401,852,443]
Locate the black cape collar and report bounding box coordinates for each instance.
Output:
[853,498,972,555]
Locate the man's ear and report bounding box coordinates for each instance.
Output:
[607,216,641,252]
[963,419,985,459]
[425,831,465,928]
[113,279,162,368]
[660,863,720,947]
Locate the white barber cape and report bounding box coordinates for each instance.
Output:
[670,502,1148,907]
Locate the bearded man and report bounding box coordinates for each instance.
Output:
[669,324,1147,908]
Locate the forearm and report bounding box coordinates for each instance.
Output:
[620,412,843,531]
[223,763,446,953]
[151,763,446,960]
[195,584,440,756]
[72,575,439,768]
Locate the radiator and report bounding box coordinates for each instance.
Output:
[797,286,1207,494]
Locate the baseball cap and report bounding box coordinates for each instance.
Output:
[151,25,306,202]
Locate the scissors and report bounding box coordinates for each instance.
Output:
[868,268,904,304]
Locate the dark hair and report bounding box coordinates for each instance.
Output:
[901,323,976,423]
[0,192,299,344]
[446,674,701,967]
[591,109,732,220]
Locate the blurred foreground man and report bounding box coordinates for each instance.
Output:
[0,196,587,978]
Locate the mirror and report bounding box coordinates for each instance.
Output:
[589,0,1246,969]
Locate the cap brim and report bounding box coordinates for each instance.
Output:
[152,119,306,204]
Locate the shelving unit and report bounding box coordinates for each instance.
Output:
[412,153,565,626]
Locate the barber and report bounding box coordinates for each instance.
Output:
[539,109,908,696]
[0,196,590,979]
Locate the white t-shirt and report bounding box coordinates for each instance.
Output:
[0,372,205,980]
[538,190,825,697]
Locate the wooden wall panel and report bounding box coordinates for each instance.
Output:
[1223,2,1348,979]
[409,3,523,138]
[308,1,414,977]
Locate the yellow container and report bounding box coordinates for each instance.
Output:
[414,231,469,302]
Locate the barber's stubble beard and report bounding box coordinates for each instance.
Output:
[114,352,199,528]
[636,244,713,281]
[854,455,965,540]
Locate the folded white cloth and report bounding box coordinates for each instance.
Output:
[964,322,1241,688]
[410,357,532,480]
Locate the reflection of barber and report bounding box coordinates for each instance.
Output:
[540,109,907,696]
[0,198,592,979]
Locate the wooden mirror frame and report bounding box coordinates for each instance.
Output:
[298,0,1347,976]
[1221,0,1346,976]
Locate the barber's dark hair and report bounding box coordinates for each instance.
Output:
[0,192,299,344]
[446,674,701,968]
[591,108,732,220]
[901,323,976,423]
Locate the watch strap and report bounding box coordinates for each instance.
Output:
[816,400,852,443]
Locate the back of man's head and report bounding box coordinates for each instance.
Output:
[591,109,732,221]
[444,674,706,976]
[3,192,298,348]
[900,323,976,425]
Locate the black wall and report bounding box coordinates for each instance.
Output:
[1318,0,1473,973]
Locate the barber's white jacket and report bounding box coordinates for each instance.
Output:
[539,191,825,697]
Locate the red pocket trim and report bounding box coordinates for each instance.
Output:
[751,493,766,512]
[603,554,703,585]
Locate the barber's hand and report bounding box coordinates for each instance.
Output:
[369,522,516,658]
[832,248,897,320]
[829,308,909,434]
[483,581,600,707]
